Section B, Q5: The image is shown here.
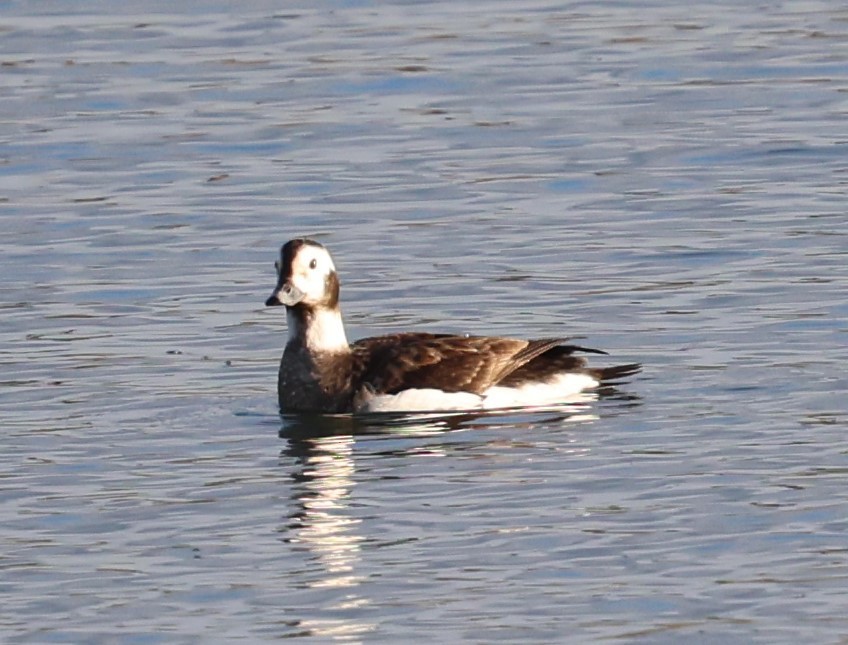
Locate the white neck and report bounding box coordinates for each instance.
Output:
[287,306,349,353]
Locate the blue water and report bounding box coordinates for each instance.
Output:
[2,1,847,642]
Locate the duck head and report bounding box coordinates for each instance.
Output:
[266,238,340,309]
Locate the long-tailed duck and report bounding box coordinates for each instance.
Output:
[266,238,640,414]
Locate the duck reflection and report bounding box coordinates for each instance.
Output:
[277,412,471,596]
[278,416,378,640]
[275,395,638,638]
[281,425,363,589]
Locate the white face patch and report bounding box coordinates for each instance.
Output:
[287,244,337,306]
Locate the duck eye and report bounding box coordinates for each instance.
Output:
[309,258,318,269]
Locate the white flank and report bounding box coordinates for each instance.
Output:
[357,388,484,413]
[355,372,600,414]
[481,372,599,409]
[288,307,349,352]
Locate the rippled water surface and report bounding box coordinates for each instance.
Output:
[2,1,848,642]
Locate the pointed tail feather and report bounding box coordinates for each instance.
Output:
[593,363,642,384]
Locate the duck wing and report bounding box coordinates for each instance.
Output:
[497,342,641,387]
[351,333,575,395]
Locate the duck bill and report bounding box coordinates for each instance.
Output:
[265,282,305,307]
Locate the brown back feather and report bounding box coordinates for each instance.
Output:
[351,334,593,395]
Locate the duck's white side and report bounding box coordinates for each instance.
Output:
[357,372,600,413]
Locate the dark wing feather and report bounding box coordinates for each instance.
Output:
[500,343,639,387]
[351,333,570,395]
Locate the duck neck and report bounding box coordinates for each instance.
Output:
[286,304,350,354]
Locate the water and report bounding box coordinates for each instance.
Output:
[2,1,847,642]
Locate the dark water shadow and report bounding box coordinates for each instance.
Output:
[279,409,478,441]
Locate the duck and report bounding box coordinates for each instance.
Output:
[265,238,640,414]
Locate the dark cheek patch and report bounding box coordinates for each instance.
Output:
[325,271,340,308]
